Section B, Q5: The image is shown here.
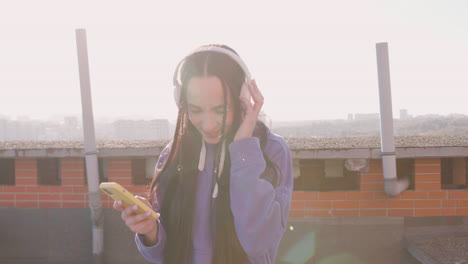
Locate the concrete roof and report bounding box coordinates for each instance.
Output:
[1,136,468,159]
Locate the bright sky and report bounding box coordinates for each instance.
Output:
[1,0,467,122]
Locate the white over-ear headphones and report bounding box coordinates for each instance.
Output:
[172,46,252,108]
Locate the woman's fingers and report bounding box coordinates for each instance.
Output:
[248,79,264,114]
[125,210,156,226]
[113,200,124,211]
[121,204,138,220]
[239,95,253,114]
[130,216,157,234]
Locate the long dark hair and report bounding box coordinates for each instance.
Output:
[148,44,279,264]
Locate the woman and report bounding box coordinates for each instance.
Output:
[113,44,293,264]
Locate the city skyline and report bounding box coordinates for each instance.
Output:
[1,0,468,122]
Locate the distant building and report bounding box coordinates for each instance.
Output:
[113,119,170,140]
[354,113,380,121]
[400,109,411,120]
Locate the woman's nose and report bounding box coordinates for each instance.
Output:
[201,115,217,132]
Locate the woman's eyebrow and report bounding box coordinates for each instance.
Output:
[187,103,201,109]
[188,103,226,110]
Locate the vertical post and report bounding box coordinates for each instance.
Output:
[376,42,408,196]
[75,28,104,264]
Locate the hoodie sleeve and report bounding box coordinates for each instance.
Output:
[134,142,172,263]
[135,220,167,264]
[229,135,293,263]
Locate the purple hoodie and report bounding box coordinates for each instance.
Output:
[135,133,293,264]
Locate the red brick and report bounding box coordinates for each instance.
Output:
[15,178,37,186]
[428,191,447,199]
[73,186,89,193]
[291,201,305,210]
[49,186,74,193]
[360,200,387,209]
[333,209,359,217]
[415,158,440,165]
[15,163,37,170]
[319,192,347,200]
[16,193,38,201]
[361,174,383,183]
[373,192,401,200]
[415,182,441,191]
[292,191,318,200]
[0,201,15,207]
[456,208,468,216]
[102,201,113,209]
[448,190,468,199]
[307,210,332,217]
[443,200,456,207]
[26,186,50,192]
[0,194,15,200]
[415,166,441,174]
[415,209,441,216]
[288,210,305,218]
[61,162,85,171]
[16,170,37,178]
[306,201,332,209]
[39,193,61,200]
[442,208,456,216]
[108,162,131,170]
[108,171,132,178]
[110,179,133,186]
[388,209,414,216]
[456,200,468,207]
[367,166,383,174]
[415,200,441,208]
[347,192,374,200]
[39,201,61,208]
[388,200,414,208]
[3,186,27,193]
[360,183,384,191]
[415,174,441,182]
[16,201,38,208]
[62,194,84,201]
[333,201,359,209]
[61,171,85,178]
[62,201,86,208]
[360,209,387,217]
[401,191,428,199]
[61,178,85,186]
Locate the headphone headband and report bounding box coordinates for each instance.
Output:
[173,46,252,107]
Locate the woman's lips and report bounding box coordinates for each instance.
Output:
[204,133,219,139]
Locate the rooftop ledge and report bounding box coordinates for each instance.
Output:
[1,136,468,158]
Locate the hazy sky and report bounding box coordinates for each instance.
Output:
[1,0,467,122]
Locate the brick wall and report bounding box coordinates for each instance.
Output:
[289,158,468,218]
[0,158,149,209]
[2,156,468,218]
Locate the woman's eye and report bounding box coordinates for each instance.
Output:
[189,109,201,114]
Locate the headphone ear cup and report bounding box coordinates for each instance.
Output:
[239,83,251,110]
[173,84,181,108]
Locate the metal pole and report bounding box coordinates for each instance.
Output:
[376,42,409,196]
[75,28,104,264]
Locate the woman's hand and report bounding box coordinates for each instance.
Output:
[234,79,264,141]
[113,196,159,246]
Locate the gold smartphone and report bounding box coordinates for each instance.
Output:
[99,182,158,220]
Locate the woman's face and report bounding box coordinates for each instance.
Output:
[186,76,234,144]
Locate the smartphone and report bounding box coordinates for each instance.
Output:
[99,182,158,220]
